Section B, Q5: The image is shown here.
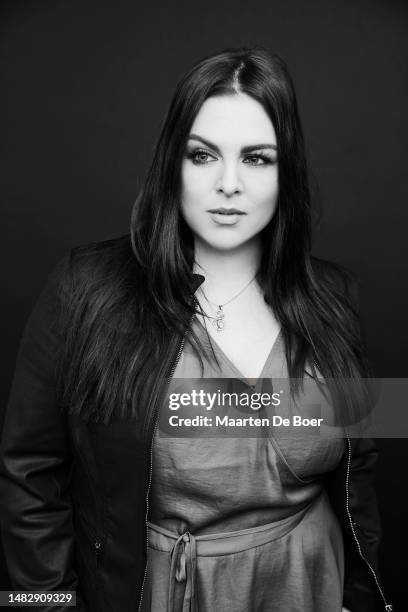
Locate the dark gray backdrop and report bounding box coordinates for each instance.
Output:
[1,0,407,609]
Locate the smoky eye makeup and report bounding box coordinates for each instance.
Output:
[245,151,277,165]
[185,148,277,166]
[184,139,278,166]
[185,148,216,164]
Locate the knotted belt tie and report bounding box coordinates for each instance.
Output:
[148,495,322,612]
[168,531,198,612]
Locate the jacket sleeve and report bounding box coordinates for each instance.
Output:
[0,255,87,610]
[325,437,386,612]
[321,269,392,610]
[343,437,391,611]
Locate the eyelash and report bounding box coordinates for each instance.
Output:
[187,149,276,166]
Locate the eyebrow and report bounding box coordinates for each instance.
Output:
[187,133,277,154]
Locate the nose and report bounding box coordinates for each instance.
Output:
[216,160,243,196]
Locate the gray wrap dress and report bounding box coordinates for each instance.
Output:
[140,317,346,611]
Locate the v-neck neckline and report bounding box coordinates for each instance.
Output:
[194,316,282,388]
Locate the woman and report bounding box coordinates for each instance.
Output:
[0,47,392,611]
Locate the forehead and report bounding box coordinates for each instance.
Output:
[189,93,276,145]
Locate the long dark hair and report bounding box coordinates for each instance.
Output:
[59,46,371,426]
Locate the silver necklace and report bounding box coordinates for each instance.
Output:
[199,274,256,332]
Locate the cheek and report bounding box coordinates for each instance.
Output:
[181,165,197,201]
[184,166,209,188]
[252,175,279,210]
[181,166,211,214]
[180,167,202,223]
[180,166,192,218]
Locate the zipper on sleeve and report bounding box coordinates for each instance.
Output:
[137,319,192,612]
[94,540,102,568]
[345,434,393,611]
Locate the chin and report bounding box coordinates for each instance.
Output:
[200,236,250,252]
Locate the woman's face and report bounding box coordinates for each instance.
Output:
[180,92,279,252]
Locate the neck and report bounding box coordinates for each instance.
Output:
[193,236,262,302]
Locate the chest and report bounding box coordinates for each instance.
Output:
[195,293,281,380]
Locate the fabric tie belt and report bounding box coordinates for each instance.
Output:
[147,494,320,612]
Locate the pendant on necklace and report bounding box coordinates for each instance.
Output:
[212,305,225,332]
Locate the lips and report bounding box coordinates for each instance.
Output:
[208,207,245,215]
[208,208,246,226]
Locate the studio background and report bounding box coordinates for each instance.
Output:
[1,0,407,609]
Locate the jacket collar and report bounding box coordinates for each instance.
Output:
[192,273,205,292]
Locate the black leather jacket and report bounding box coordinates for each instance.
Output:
[0,239,393,611]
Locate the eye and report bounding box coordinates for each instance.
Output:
[243,153,275,166]
[188,149,217,165]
